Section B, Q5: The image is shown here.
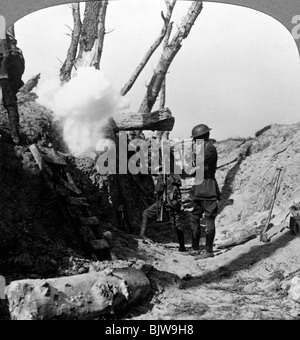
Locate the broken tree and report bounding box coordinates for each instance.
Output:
[112,108,175,132]
[6,267,151,320]
[59,1,204,233]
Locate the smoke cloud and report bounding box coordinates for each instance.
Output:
[36,67,130,158]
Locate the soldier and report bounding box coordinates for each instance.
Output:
[188,124,221,259]
[0,30,24,145]
[139,171,186,252]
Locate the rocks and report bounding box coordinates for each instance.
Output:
[289,276,300,303]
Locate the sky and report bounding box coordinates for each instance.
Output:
[13,0,300,141]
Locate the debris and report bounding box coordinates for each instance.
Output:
[29,144,114,260]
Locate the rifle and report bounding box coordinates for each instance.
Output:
[0,38,9,67]
[156,191,164,222]
[156,133,170,222]
[156,175,171,222]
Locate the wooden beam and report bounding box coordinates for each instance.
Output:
[39,146,67,166]
[57,177,82,196]
[66,196,90,207]
[80,217,100,226]
[29,144,44,170]
[113,107,175,132]
[89,239,111,251]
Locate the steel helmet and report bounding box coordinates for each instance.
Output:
[191,124,211,138]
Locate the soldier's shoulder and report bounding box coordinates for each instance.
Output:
[206,140,217,151]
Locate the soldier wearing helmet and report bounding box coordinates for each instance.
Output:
[188,123,221,259]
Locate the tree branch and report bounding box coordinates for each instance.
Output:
[120,0,177,96]
[60,3,82,83]
[139,1,203,113]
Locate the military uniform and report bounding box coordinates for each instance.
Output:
[189,140,220,256]
[187,124,221,259]
[0,33,24,145]
[140,173,186,252]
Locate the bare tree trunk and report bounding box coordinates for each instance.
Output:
[116,1,203,233]
[139,1,203,113]
[107,2,179,234]
[159,16,174,109]
[158,22,173,140]
[56,1,203,235]
[120,0,177,96]
[77,2,101,58]
[75,1,108,69]
[60,3,82,83]
[94,0,108,70]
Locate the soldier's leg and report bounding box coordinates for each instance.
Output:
[199,218,207,248]
[195,200,218,259]
[204,200,218,253]
[189,202,203,251]
[173,210,186,252]
[1,79,20,144]
[140,202,157,238]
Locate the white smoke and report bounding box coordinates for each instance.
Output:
[36,67,130,158]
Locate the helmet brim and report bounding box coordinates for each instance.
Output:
[191,128,211,138]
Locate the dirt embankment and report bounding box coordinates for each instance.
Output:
[0,92,140,283]
[215,123,300,248]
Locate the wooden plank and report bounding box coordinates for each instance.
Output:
[66,196,90,207]
[113,107,175,132]
[58,177,82,195]
[39,146,67,166]
[89,239,111,251]
[56,184,71,197]
[65,171,76,186]
[29,144,44,170]
[80,226,97,242]
[29,145,56,190]
[80,217,100,226]
[43,155,67,166]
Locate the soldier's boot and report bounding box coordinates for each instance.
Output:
[176,229,186,252]
[8,107,20,145]
[192,228,201,252]
[139,215,149,238]
[195,219,216,260]
[199,223,206,250]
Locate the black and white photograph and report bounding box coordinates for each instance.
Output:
[0,0,300,324]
